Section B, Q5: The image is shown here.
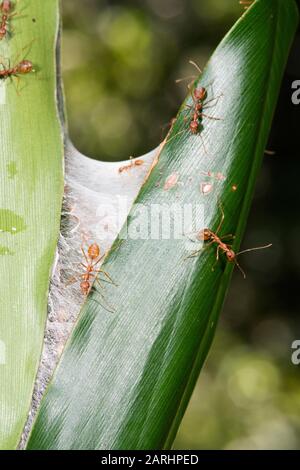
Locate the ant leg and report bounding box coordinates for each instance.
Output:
[9,75,20,96]
[160,117,177,139]
[92,254,105,267]
[12,38,36,66]
[97,269,117,286]
[81,245,89,265]
[93,253,105,267]
[183,106,195,124]
[165,129,186,145]
[79,263,88,270]
[185,249,202,259]
[211,246,221,271]
[201,112,222,121]
[220,234,235,241]
[92,281,115,313]
[234,259,246,279]
[89,295,115,314]
[202,103,219,110]
[15,75,21,95]
[95,283,105,294]
[21,38,36,56]
[95,277,106,289]
[215,201,225,235]
[185,241,214,260]
[186,81,199,107]
[202,94,223,109]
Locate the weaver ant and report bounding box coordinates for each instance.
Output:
[118,157,144,174]
[67,243,116,312]
[0,58,33,94]
[176,61,222,135]
[0,0,16,40]
[167,61,222,153]
[0,59,33,78]
[188,203,272,278]
[0,39,36,92]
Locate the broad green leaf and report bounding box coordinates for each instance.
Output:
[27,0,298,450]
[0,0,64,449]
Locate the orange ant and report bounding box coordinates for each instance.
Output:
[0,0,16,40]
[0,58,34,94]
[0,59,33,78]
[188,204,272,278]
[118,157,144,174]
[67,243,116,312]
[77,243,115,297]
[168,61,222,153]
[176,61,222,135]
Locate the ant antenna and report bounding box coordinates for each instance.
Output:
[175,76,196,84]
[236,243,272,256]
[234,259,246,279]
[234,243,272,279]
[175,60,203,84]
[188,60,202,74]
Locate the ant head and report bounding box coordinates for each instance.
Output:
[226,249,236,262]
[194,87,206,101]
[198,228,211,241]
[17,60,33,74]
[80,281,90,296]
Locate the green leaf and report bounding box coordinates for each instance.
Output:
[0,1,63,449]
[27,0,298,450]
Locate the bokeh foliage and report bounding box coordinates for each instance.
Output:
[62,0,241,161]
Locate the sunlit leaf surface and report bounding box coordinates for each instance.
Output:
[0,0,63,449]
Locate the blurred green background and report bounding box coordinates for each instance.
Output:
[61,0,300,449]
